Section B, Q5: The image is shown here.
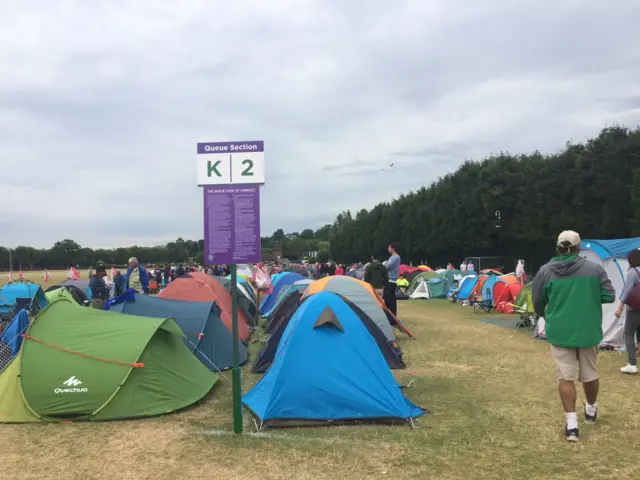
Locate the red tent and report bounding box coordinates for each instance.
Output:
[493,280,523,308]
[159,272,250,340]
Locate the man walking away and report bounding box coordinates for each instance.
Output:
[533,230,615,442]
[384,243,401,316]
[364,255,389,299]
[89,265,108,309]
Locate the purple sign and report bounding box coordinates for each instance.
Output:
[203,184,261,265]
[197,141,264,154]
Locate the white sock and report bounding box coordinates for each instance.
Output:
[586,403,597,416]
[566,412,578,430]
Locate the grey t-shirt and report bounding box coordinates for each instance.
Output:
[621,268,640,310]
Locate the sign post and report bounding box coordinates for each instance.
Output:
[197,140,265,434]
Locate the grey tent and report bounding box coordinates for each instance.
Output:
[53,280,92,299]
[217,277,257,327]
[108,291,247,371]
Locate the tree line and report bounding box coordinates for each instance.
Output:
[0,228,333,270]
[328,126,640,272]
[4,126,639,273]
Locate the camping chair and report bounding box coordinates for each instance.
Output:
[472,288,493,314]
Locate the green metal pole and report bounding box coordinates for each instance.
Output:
[231,263,243,433]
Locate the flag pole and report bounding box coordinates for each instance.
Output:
[231,263,243,433]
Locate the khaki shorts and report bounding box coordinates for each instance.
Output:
[550,345,598,383]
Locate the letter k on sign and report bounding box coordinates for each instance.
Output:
[208,160,222,177]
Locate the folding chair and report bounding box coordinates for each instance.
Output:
[472,287,493,314]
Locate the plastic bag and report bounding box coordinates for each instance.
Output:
[252,264,273,294]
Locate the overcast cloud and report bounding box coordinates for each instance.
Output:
[2,0,640,248]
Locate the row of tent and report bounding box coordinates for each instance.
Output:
[0,272,259,423]
[405,238,640,350]
[0,269,425,428]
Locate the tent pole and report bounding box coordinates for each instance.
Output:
[231,263,243,434]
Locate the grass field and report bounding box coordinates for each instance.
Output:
[3,270,73,288]
[2,272,640,479]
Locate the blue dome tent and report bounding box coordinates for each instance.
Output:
[243,291,424,428]
[108,291,247,370]
[577,238,640,347]
[259,272,305,315]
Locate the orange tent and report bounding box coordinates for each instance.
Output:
[469,275,489,299]
[159,272,250,340]
[304,276,414,338]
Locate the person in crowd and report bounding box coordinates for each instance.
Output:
[447,262,454,270]
[516,259,527,284]
[467,260,475,273]
[533,230,615,442]
[163,264,171,285]
[364,255,388,298]
[88,266,93,279]
[113,270,125,297]
[447,279,460,300]
[335,264,344,276]
[125,257,149,294]
[615,248,640,374]
[175,264,186,278]
[154,266,163,284]
[384,243,401,316]
[460,261,467,273]
[89,265,108,309]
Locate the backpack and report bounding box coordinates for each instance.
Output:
[624,268,640,310]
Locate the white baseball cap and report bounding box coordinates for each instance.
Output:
[557,230,581,247]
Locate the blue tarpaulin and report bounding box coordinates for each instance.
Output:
[0,309,30,359]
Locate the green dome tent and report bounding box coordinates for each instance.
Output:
[44,287,76,304]
[407,271,439,294]
[514,282,534,313]
[0,298,218,423]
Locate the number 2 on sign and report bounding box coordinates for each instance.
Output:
[241,159,254,176]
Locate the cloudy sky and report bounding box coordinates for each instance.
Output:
[2,1,640,248]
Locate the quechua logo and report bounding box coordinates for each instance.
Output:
[54,376,88,394]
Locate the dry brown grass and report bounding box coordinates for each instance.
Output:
[3,270,71,288]
[2,293,640,479]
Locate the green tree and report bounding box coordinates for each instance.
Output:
[299,229,315,239]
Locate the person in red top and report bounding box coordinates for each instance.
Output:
[335,265,345,275]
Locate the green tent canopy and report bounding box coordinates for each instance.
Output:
[0,298,218,423]
[439,269,463,286]
[407,271,439,295]
[44,287,76,304]
[514,282,534,313]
